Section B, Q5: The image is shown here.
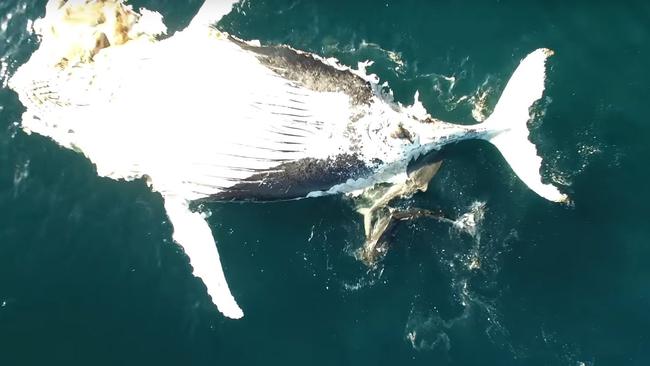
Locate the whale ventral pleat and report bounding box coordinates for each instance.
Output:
[198,154,374,202]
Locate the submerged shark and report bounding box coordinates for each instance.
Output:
[8,0,568,319]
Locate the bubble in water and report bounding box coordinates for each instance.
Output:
[452,201,486,239]
[404,307,453,352]
[13,158,30,197]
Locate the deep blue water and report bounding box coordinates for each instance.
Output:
[1,1,649,365]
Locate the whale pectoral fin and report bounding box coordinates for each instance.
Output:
[188,0,240,29]
[162,195,243,319]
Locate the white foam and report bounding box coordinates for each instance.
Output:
[452,201,486,238]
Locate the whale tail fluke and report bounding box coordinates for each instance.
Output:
[480,48,568,203]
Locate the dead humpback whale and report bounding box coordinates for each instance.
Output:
[8,0,568,319]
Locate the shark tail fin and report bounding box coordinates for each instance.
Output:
[480,48,568,203]
[356,207,373,237]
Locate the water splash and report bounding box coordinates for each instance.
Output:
[0,0,36,87]
[547,123,606,189]
[405,306,453,351]
[466,76,498,122]
[297,200,505,352]
[452,201,486,239]
[0,58,10,89]
[356,41,406,74]
[13,158,30,198]
[319,39,407,79]
[299,217,372,291]
[403,201,518,356]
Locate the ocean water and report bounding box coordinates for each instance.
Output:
[1,1,649,365]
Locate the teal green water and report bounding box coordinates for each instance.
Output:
[1,1,649,365]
